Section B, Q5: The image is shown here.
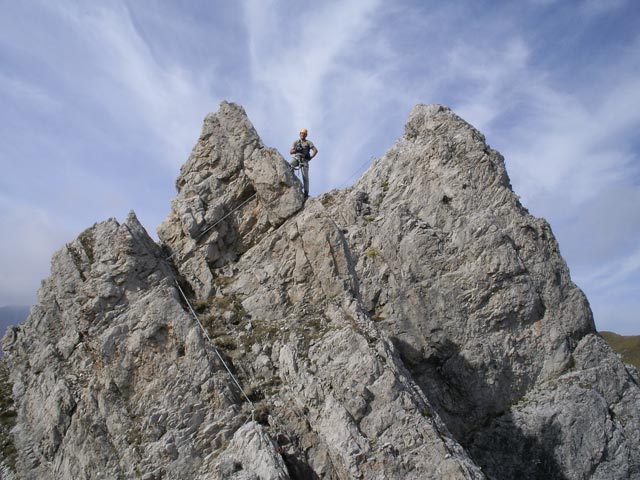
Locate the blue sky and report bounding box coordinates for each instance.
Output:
[1,0,639,334]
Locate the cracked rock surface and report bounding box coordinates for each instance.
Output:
[3,102,639,479]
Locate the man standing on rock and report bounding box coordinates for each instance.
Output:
[289,128,317,198]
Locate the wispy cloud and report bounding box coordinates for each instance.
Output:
[0,1,226,307]
[1,0,639,334]
[0,73,61,113]
[0,197,70,306]
[497,37,640,220]
[580,247,640,290]
[240,0,402,189]
[243,0,384,126]
[37,1,215,167]
[443,36,532,132]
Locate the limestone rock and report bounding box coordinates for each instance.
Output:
[469,333,640,479]
[2,213,251,479]
[322,104,590,428]
[319,104,631,479]
[157,102,304,300]
[3,101,640,479]
[212,421,289,480]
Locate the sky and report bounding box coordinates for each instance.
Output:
[0,0,639,334]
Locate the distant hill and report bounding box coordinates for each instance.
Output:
[601,331,640,370]
[0,306,29,355]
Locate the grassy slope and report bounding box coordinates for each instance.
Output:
[600,331,640,370]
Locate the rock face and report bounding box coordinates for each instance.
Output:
[3,101,639,479]
[157,102,305,300]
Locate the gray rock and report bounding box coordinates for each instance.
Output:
[320,104,632,478]
[3,101,639,479]
[157,101,304,300]
[2,212,251,479]
[212,421,289,480]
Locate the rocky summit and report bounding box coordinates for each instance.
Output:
[2,101,640,479]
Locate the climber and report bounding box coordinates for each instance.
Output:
[289,128,317,198]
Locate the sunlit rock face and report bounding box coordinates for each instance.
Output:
[3,101,638,480]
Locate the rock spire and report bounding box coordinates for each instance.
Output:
[2,102,639,479]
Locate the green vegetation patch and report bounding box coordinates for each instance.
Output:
[601,331,640,370]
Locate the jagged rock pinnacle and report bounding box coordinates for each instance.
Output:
[158,101,305,300]
[2,101,639,479]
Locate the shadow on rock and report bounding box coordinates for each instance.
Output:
[467,412,568,480]
[392,337,568,480]
[282,453,320,480]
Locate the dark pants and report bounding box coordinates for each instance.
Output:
[290,155,309,196]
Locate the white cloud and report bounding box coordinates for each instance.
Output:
[1,0,639,334]
[0,197,70,306]
[240,0,407,192]
[243,0,384,127]
[501,63,640,212]
[444,37,532,132]
[0,73,61,112]
[32,1,216,167]
[0,1,224,306]
[578,244,640,291]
